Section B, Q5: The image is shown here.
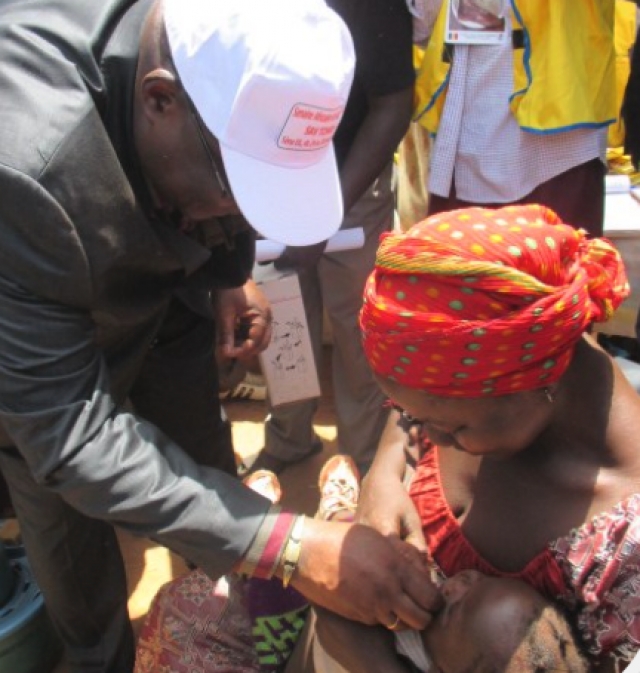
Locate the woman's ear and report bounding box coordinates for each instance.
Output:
[541,384,558,404]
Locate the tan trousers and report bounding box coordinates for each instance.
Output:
[396,122,431,232]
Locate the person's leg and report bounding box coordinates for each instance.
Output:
[522,158,606,237]
[319,164,394,472]
[129,296,237,476]
[428,158,605,239]
[260,266,324,467]
[0,466,12,515]
[397,122,432,230]
[427,181,479,216]
[0,447,134,673]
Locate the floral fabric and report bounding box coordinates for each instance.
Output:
[551,497,640,663]
[134,572,259,673]
[134,571,308,673]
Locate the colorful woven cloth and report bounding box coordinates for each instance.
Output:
[360,204,629,396]
[134,571,308,673]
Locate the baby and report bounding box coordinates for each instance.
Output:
[394,569,586,673]
[319,455,587,673]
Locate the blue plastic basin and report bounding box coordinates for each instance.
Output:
[0,546,62,673]
[0,542,15,607]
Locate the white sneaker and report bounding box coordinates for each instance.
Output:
[220,372,267,401]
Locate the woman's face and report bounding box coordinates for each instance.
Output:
[423,571,544,673]
[377,376,553,457]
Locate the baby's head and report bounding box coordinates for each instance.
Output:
[423,570,587,673]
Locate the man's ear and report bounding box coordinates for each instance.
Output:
[139,67,181,119]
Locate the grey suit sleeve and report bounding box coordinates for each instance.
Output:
[0,272,270,579]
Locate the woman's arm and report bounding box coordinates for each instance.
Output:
[357,410,428,552]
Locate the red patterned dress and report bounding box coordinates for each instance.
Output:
[410,445,640,668]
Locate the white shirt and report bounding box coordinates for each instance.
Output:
[395,629,434,672]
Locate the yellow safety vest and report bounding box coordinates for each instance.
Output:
[414,0,617,135]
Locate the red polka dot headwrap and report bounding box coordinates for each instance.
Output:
[360,205,629,397]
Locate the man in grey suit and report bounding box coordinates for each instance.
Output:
[0,0,441,670]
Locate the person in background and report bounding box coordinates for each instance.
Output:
[621,2,640,351]
[309,204,640,672]
[410,0,615,237]
[0,0,441,670]
[608,0,640,150]
[624,1,640,167]
[249,0,416,477]
[396,122,432,233]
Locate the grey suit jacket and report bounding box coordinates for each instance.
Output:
[0,0,269,578]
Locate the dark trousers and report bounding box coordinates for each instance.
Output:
[429,158,606,238]
[0,298,235,673]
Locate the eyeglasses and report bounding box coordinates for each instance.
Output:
[187,98,231,199]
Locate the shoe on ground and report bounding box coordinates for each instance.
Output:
[219,372,267,402]
[316,455,360,522]
[243,469,282,504]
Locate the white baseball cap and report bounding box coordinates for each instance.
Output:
[163,0,355,246]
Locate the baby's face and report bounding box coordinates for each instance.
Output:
[423,570,545,673]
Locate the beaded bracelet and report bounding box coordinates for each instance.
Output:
[280,515,306,588]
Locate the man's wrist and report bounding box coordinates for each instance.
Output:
[234,505,295,579]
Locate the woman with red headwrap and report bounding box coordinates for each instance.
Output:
[311,204,640,673]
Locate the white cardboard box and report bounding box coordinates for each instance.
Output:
[596,184,640,337]
[254,266,321,407]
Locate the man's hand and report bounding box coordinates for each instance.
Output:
[274,241,328,271]
[290,518,442,631]
[215,279,272,360]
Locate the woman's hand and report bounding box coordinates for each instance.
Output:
[215,279,272,359]
[290,518,442,631]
